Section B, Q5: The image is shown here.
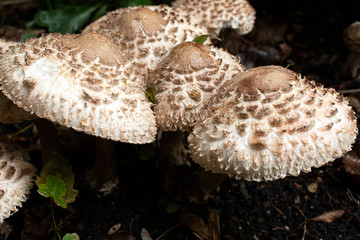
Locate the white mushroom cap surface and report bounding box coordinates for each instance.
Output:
[0,39,36,123]
[0,32,156,144]
[83,5,209,71]
[150,41,244,131]
[172,0,256,35]
[0,141,35,223]
[188,65,358,181]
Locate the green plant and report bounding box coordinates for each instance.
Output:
[36,155,79,240]
[25,0,153,36]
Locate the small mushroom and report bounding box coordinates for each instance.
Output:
[0,141,35,223]
[172,0,256,35]
[343,21,360,78]
[83,5,209,71]
[0,39,36,123]
[188,65,358,181]
[150,41,244,131]
[0,32,156,144]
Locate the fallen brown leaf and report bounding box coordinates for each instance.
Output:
[310,210,345,223]
[141,228,153,240]
[179,209,220,240]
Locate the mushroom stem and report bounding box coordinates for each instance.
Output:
[34,118,61,164]
[342,52,360,78]
[159,131,189,167]
[84,137,117,191]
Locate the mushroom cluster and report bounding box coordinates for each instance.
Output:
[188,66,357,181]
[0,142,35,223]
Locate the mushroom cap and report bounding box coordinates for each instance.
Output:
[172,0,256,35]
[0,141,35,223]
[150,41,244,131]
[188,65,358,181]
[83,5,209,71]
[343,21,360,53]
[0,40,36,123]
[0,32,156,144]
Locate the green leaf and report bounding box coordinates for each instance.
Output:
[62,233,80,240]
[159,199,182,214]
[38,172,68,208]
[192,35,209,44]
[36,154,79,206]
[35,4,101,34]
[117,0,152,7]
[92,4,107,22]
[145,86,155,103]
[22,32,38,43]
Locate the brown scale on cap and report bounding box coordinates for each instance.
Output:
[150,41,244,131]
[0,142,35,223]
[117,7,168,40]
[0,32,157,144]
[172,0,256,35]
[61,32,128,66]
[188,65,358,181]
[83,5,209,71]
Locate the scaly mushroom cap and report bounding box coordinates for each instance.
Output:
[344,21,360,53]
[83,5,209,71]
[172,0,256,35]
[150,41,244,131]
[0,141,35,223]
[0,32,157,144]
[188,65,358,181]
[0,39,36,123]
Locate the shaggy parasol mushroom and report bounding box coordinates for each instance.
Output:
[172,0,256,35]
[0,141,35,223]
[150,41,244,131]
[343,21,360,79]
[0,32,156,144]
[188,65,358,181]
[0,39,36,123]
[0,32,157,190]
[83,5,208,71]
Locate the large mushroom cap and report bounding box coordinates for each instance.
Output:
[0,141,35,223]
[83,5,208,71]
[0,39,36,123]
[172,0,256,35]
[0,32,156,144]
[150,41,244,131]
[188,65,358,181]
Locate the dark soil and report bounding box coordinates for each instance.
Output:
[1,0,360,240]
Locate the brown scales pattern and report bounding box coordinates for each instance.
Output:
[189,66,358,181]
[150,42,244,131]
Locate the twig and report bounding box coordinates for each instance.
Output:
[291,204,307,240]
[5,122,34,140]
[347,188,360,207]
[155,222,185,240]
[338,88,360,94]
[0,0,35,6]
